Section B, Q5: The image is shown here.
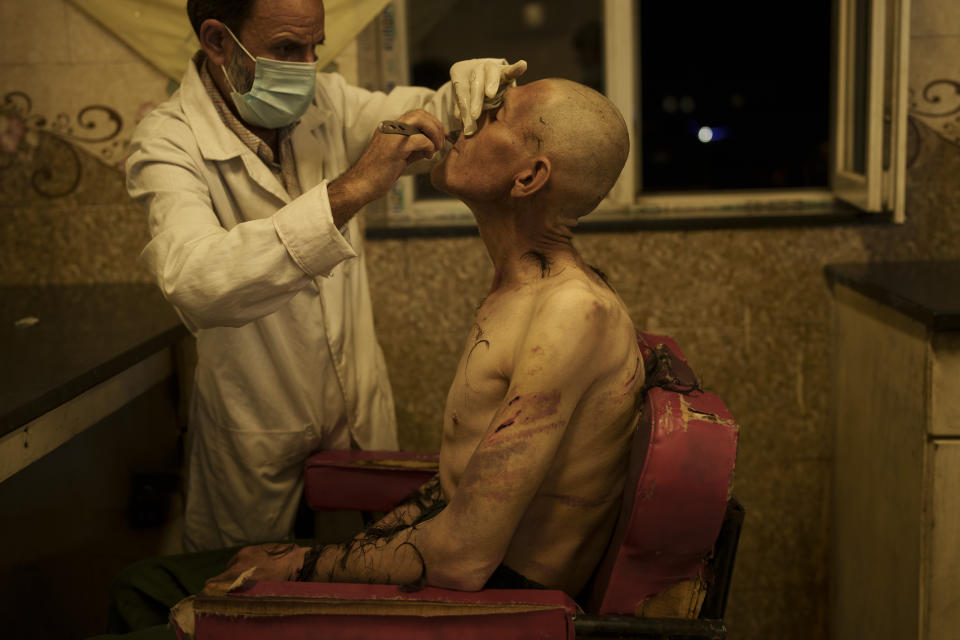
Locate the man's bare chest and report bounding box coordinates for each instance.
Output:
[446,322,510,424]
[440,303,531,471]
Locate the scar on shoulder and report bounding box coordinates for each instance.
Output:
[517,390,562,423]
[625,356,640,386]
[493,391,561,435]
[487,419,564,444]
[466,325,490,363]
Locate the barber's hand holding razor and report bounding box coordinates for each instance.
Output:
[327,109,447,227]
[450,58,528,136]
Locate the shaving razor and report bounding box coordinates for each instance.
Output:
[378,90,505,143]
[378,120,461,145]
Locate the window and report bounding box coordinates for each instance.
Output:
[832,0,911,219]
[363,0,910,225]
[636,2,830,192]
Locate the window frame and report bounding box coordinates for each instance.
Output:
[369,0,911,226]
[831,0,911,222]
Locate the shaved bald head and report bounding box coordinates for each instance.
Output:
[431,78,628,224]
[521,79,629,218]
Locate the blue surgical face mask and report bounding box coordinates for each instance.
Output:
[221,27,318,129]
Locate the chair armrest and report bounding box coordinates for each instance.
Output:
[177,581,577,640]
[304,450,439,512]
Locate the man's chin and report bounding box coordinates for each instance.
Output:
[428,163,455,196]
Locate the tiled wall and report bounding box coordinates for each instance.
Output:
[2,0,960,638]
[0,0,169,285]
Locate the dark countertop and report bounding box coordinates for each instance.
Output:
[0,284,188,438]
[825,261,960,331]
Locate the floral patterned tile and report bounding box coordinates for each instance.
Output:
[1,63,169,172]
[909,35,960,148]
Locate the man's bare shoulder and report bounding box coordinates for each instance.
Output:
[511,269,637,381]
[528,270,632,339]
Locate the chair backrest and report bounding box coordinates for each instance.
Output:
[586,332,739,616]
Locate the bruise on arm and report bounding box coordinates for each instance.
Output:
[492,390,561,433]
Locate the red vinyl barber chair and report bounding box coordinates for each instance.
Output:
[175,332,742,639]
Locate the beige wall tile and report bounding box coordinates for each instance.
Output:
[912,0,960,36]
[0,202,151,285]
[0,62,166,114]
[732,457,831,590]
[0,0,70,66]
[726,583,827,639]
[64,0,143,65]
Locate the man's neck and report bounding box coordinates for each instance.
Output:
[473,204,579,291]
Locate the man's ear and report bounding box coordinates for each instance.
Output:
[511,156,551,198]
[199,19,231,67]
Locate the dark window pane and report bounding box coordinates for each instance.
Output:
[407,0,603,199]
[638,1,832,191]
[849,0,870,174]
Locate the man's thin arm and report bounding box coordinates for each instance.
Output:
[325,174,368,229]
[298,475,445,585]
[368,474,445,534]
[326,110,446,228]
[202,476,445,594]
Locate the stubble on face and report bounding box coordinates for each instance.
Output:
[429,147,456,195]
[429,109,514,202]
[224,43,253,94]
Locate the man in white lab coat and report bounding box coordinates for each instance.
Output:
[126,0,526,551]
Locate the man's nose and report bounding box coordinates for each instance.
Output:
[303,45,322,63]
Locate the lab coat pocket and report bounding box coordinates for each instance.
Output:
[196,404,309,475]
[191,421,317,546]
[219,425,315,474]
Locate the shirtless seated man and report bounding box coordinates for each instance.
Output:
[204,78,644,598]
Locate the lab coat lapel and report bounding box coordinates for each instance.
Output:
[180,57,291,206]
[290,101,357,248]
[291,101,333,191]
[237,153,291,205]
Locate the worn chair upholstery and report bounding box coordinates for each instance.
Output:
[174,332,741,639]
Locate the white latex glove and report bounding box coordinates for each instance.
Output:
[449,58,528,136]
